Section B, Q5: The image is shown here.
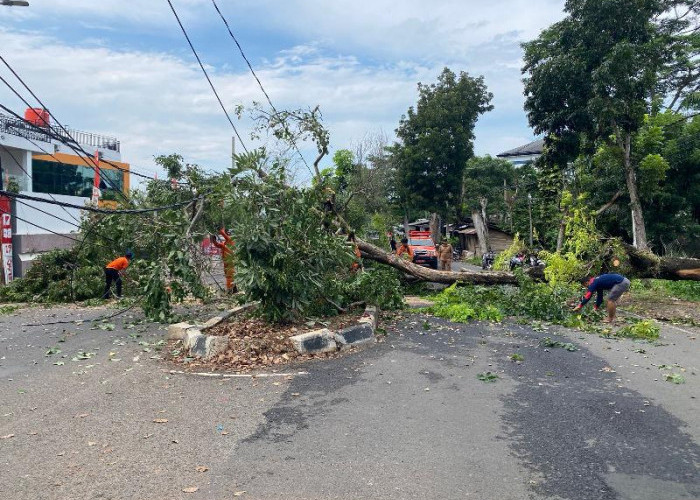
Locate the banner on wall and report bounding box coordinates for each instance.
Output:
[0,195,13,284]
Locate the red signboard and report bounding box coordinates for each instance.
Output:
[91,150,101,205]
[0,195,13,283]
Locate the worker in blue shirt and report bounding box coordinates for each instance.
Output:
[573,273,631,323]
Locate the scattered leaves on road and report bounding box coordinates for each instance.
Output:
[196,466,208,472]
[72,351,95,361]
[540,337,578,351]
[233,492,246,497]
[664,373,685,384]
[182,486,199,493]
[45,347,61,356]
[477,372,499,382]
[152,418,169,424]
[1,434,14,439]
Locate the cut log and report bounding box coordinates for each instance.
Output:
[623,244,700,281]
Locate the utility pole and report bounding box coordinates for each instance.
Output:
[231,136,236,170]
[527,193,533,247]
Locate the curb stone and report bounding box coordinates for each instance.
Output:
[290,329,337,354]
[170,303,380,359]
[290,305,380,355]
[168,303,255,359]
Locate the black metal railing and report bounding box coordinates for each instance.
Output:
[0,112,120,152]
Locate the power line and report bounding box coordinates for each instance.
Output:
[0,101,129,202]
[0,189,205,214]
[0,55,132,191]
[0,102,128,202]
[165,0,249,154]
[0,204,81,242]
[208,0,312,174]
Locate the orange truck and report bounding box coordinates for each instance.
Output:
[408,230,438,269]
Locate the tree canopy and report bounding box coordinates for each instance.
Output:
[392,67,493,220]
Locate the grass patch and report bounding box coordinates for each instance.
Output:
[509,353,525,362]
[630,279,700,302]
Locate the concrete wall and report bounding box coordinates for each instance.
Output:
[14,191,83,236]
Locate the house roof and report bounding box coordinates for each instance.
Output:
[496,138,544,158]
[407,218,430,227]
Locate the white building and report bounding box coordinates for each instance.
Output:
[0,109,130,277]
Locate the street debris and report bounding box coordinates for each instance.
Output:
[540,337,578,352]
[477,372,499,382]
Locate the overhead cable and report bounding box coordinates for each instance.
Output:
[165,0,249,154]
[209,0,312,174]
[0,189,205,214]
[0,204,81,242]
[0,143,81,224]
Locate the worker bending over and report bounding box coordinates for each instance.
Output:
[573,273,630,323]
[103,251,133,299]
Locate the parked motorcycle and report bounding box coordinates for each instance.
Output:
[482,251,495,270]
[509,253,525,271]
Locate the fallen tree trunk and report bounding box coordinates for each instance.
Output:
[357,239,700,285]
[623,244,700,281]
[357,239,519,285]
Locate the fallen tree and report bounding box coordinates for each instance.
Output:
[357,238,700,284]
[357,238,519,285]
[623,244,700,281]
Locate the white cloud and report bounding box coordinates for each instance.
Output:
[0,1,563,182]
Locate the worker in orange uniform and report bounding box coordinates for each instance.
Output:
[102,250,133,299]
[348,232,363,272]
[396,237,413,261]
[212,228,236,292]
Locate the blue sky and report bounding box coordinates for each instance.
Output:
[0,0,566,182]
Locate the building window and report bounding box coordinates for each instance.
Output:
[32,159,124,198]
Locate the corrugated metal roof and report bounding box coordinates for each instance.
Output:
[496,138,545,158]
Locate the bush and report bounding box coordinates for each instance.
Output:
[0,249,103,303]
[427,275,582,325]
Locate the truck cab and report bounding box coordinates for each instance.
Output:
[408,230,438,269]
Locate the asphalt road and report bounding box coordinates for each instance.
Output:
[1,304,698,500]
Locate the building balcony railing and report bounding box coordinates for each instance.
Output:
[0,112,120,152]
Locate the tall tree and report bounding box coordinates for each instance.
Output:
[522,0,686,250]
[392,67,493,241]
